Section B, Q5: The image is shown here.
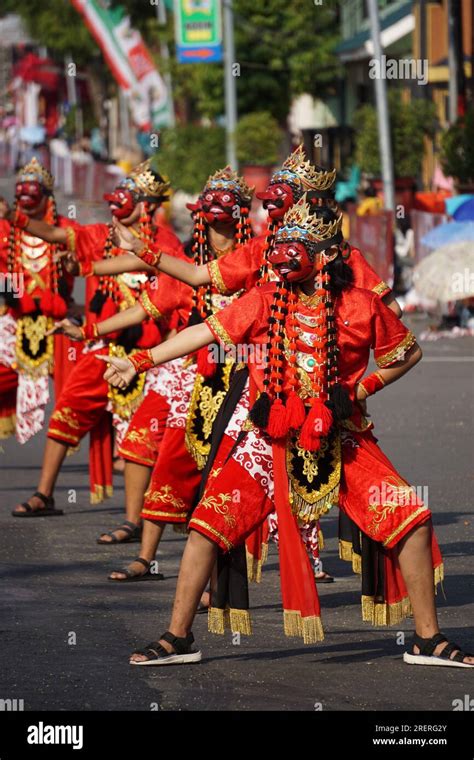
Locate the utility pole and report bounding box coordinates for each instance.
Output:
[447,0,466,120]
[223,0,237,168]
[367,0,395,211]
[155,0,176,127]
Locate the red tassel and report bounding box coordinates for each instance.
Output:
[100,297,118,321]
[99,297,120,339]
[299,399,333,451]
[39,290,54,317]
[137,319,161,348]
[51,294,67,319]
[19,293,36,314]
[197,346,217,378]
[267,398,290,439]
[285,391,306,429]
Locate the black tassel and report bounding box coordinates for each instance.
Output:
[329,383,353,420]
[89,289,107,315]
[118,324,143,353]
[57,276,70,300]
[249,391,271,429]
[187,306,203,327]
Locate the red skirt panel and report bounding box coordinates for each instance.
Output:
[118,390,170,466]
[339,430,431,549]
[141,426,210,525]
[47,349,110,446]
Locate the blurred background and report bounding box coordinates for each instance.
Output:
[0,0,473,334]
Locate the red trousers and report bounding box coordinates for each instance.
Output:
[47,349,109,446]
[118,390,170,467]
[140,427,205,525]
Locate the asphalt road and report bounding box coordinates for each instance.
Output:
[0,323,473,711]
[0,176,473,711]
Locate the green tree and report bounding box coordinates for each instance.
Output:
[3,0,341,124]
[1,0,98,66]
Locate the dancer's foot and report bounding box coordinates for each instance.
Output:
[97,520,141,544]
[130,631,201,666]
[315,570,334,583]
[12,491,63,517]
[404,633,474,667]
[108,557,163,582]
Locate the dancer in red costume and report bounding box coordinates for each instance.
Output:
[51,265,193,545]
[111,147,400,583]
[101,199,473,670]
[100,166,254,579]
[10,159,182,515]
[0,158,79,443]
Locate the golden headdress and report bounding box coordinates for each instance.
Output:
[272,145,336,195]
[17,157,54,192]
[203,165,254,204]
[276,194,342,246]
[127,159,170,198]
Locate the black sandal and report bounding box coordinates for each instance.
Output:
[107,557,164,583]
[97,520,141,544]
[403,632,474,668]
[12,491,64,518]
[130,631,202,666]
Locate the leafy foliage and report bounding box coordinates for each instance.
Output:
[440,109,474,184]
[235,111,283,165]
[1,0,98,66]
[154,125,226,194]
[3,0,340,124]
[354,91,437,178]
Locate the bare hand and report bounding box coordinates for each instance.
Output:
[54,250,79,275]
[96,354,136,389]
[46,319,83,340]
[111,218,142,253]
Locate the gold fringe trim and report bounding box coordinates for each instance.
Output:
[208,607,252,635]
[362,564,445,626]
[318,528,325,551]
[362,595,413,626]
[229,609,252,635]
[0,413,16,439]
[208,606,227,635]
[184,432,208,471]
[283,610,325,644]
[291,486,339,523]
[90,484,114,504]
[246,541,269,583]
[338,539,362,574]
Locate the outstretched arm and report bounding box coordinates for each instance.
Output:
[97,322,213,388]
[10,213,68,245]
[356,343,422,414]
[112,219,210,287]
[48,303,148,340]
[93,254,155,276]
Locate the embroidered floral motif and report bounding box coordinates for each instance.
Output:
[51,406,80,430]
[145,484,186,510]
[200,492,236,528]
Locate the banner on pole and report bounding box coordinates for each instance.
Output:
[71,0,173,129]
[174,0,223,63]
